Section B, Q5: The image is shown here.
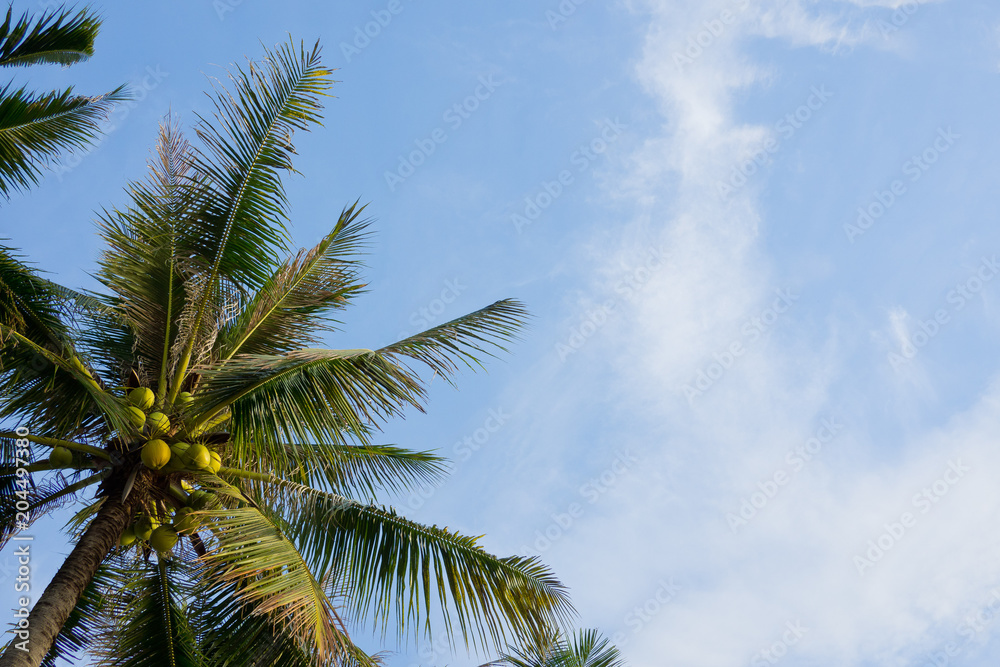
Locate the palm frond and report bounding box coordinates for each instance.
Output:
[195,576,384,667]
[0,84,127,196]
[41,564,116,667]
[378,299,529,383]
[95,559,205,667]
[192,348,424,465]
[0,6,99,68]
[217,202,369,360]
[0,468,105,549]
[0,243,71,346]
[489,628,626,667]
[240,475,574,654]
[96,119,198,391]
[169,38,333,399]
[276,441,448,500]
[197,503,350,662]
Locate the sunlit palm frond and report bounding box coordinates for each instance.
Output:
[197,503,350,662]
[280,441,448,499]
[237,474,574,654]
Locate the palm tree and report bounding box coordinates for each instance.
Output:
[484,629,626,667]
[0,4,127,197]
[0,39,572,667]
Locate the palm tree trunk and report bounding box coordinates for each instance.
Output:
[0,491,136,667]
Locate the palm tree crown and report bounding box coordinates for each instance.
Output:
[0,38,572,667]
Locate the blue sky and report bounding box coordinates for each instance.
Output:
[6,0,1000,665]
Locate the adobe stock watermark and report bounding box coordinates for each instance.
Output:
[682,288,798,402]
[384,74,502,192]
[609,578,683,647]
[545,0,589,30]
[520,449,640,557]
[212,0,244,20]
[510,118,627,233]
[395,278,467,340]
[554,245,669,362]
[726,417,844,533]
[750,620,809,666]
[843,126,959,243]
[53,65,169,181]
[672,0,751,71]
[853,459,970,576]
[339,0,411,63]
[10,426,33,654]
[716,85,833,201]
[914,587,1000,667]
[887,256,1000,372]
[875,0,932,38]
[403,407,511,512]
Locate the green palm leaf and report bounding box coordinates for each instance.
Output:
[196,502,351,662]
[95,559,205,667]
[0,84,127,196]
[218,202,369,360]
[237,474,574,653]
[486,629,626,667]
[40,563,115,667]
[195,576,383,667]
[0,6,99,68]
[192,348,424,455]
[169,38,333,401]
[378,299,529,381]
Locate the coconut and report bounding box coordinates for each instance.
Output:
[173,507,201,534]
[146,412,170,437]
[134,515,157,541]
[184,443,211,470]
[141,439,171,470]
[127,406,146,429]
[177,391,194,405]
[119,525,136,546]
[128,387,155,411]
[207,450,222,474]
[48,446,73,467]
[188,490,212,509]
[150,526,179,553]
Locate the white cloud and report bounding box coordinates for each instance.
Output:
[514,1,1000,666]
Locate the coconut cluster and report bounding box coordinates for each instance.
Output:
[120,485,215,554]
[127,387,224,475]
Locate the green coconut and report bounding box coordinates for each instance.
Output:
[188,490,212,509]
[133,515,157,541]
[146,412,170,437]
[141,439,171,470]
[173,507,201,534]
[207,450,222,474]
[128,387,155,411]
[150,526,179,553]
[177,391,194,405]
[119,526,136,546]
[184,443,211,470]
[127,406,146,430]
[48,446,73,467]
